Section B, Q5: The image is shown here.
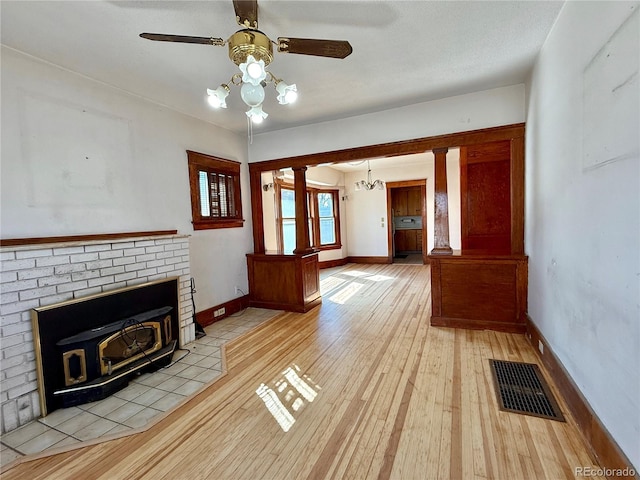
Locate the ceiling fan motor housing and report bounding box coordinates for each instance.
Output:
[228,29,273,66]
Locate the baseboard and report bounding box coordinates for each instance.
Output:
[346,256,391,264]
[432,316,526,334]
[526,315,638,479]
[318,258,348,269]
[196,295,250,327]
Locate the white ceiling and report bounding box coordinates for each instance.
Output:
[1,1,563,135]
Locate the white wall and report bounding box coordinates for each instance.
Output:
[0,47,253,312]
[344,150,461,257]
[526,2,639,469]
[248,84,525,162]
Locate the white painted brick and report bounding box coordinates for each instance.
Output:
[113,256,137,267]
[164,256,183,265]
[31,391,40,418]
[8,383,36,401]
[174,262,189,271]
[126,278,147,287]
[100,266,125,276]
[27,372,37,383]
[87,275,115,288]
[2,401,18,432]
[71,270,101,281]
[15,249,53,259]
[134,240,155,247]
[0,392,7,405]
[73,287,103,298]
[1,279,38,293]
[123,247,145,257]
[0,299,39,316]
[69,252,99,263]
[0,251,16,261]
[144,246,164,254]
[0,313,22,326]
[19,286,57,301]
[83,243,111,252]
[20,311,31,321]
[17,396,34,426]
[0,375,27,392]
[1,258,36,271]
[154,238,174,245]
[36,256,69,267]
[114,272,136,282]
[145,259,165,269]
[147,274,167,282]
[39,292,74,307]
[0,271,18,283]
[113,241,135,249]
[0,334,25,350]
[4,361,35,379]
[124,263,145,273]
[23,332,33,344]
[38,274,72,287]
[54,264,86,275]
[98,249,124,260]
[1,321,31,337]
[17,267,54,280]
[4,344,33,359]
[86,260,113,270]
[52,246,84,255]
[137,268,157,277]
[56,280,88,294]
[26,351,35,362]
[164,243,183,251]
[1,292,19,304]
[105,281,127,291]
[155,251,174,260]
[135,253,156,263]
[172,249,189,258]
[157,265,176,274]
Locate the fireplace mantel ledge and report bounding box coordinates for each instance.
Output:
[0,233,190,252]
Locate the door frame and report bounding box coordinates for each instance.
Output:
[386,180,427,264]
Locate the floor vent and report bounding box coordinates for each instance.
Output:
[490,359,565,422]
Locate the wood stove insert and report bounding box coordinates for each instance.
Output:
[31,277,180,416]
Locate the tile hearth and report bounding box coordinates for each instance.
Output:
[0,308,279,469]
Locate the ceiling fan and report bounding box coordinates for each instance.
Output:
[140,0,353,125]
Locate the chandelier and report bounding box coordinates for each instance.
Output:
[206,32,297,125]
[354,161,384,191]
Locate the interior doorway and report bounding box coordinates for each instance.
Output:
[386,180,427,264]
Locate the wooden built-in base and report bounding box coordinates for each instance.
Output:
[246,252,321,312]
[429,253,528,333]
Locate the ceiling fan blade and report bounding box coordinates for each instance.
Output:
[277,38,353,59]
[233,0,258,29]
[140,33,224,46]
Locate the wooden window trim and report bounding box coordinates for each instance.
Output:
[275,180,341,252]
[187,150,244,230]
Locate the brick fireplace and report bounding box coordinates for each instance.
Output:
[0,233,194,434]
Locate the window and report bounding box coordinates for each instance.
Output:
[187,150,244,230]
[276,182,341,253]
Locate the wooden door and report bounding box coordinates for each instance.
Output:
[460,140,511,254]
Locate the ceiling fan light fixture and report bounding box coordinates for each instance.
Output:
[276,81,298,105]
[239,55,267,85]
[246,105,268,123]
[206,84,230,108]
[240,82,265,107]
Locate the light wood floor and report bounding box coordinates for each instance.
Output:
[3,264,603,479]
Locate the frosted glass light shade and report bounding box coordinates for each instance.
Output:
[246,105,268,123]
[206,85,229,108]
[240,82,265,107]
[239,55,267,86]
[276,81,298,105]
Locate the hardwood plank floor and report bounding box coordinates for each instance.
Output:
[2,264,603,479]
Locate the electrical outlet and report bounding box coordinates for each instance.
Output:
[538,340,544,354]
[214,307,226,318]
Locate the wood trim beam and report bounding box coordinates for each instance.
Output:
[250,168,266,253]
[0,230,178,248]
[292,166,314,255]
[510,136,525,255]
[431,147,453,255]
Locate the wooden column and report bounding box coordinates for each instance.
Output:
[431,147,453,255]
[292,166,314,255]
[249,166,265,254]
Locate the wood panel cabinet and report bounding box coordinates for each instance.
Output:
[392,187,422,216]
[395,229,421,253]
